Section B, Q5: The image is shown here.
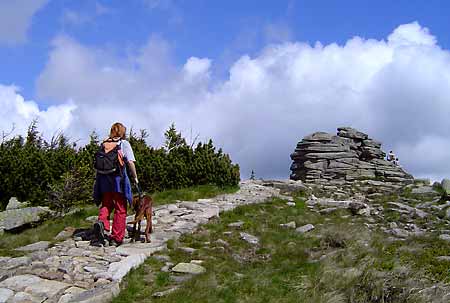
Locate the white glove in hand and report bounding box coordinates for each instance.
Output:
[134,178,139,184]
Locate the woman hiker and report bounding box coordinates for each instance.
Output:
[92,122,139,247]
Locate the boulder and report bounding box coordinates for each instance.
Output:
[5,197,29,210]
[442,179,450,196]
[0,206,52,231]
[295,224,315,233]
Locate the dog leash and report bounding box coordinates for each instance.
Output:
[136,183,143,199]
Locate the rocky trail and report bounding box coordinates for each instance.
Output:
[0,181,289,303]
[1,176,450,302]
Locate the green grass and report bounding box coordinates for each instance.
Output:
[0,206,98,256]
[151,184,239,206]
[113,194,449,303]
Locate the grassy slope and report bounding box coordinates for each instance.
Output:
[114,193,450,303]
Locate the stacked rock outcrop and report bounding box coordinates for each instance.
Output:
[290,127,413,187]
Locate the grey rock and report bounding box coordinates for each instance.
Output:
[296,224,315,233]
[228,221,244,228]
[280,221,296,229]
[179,247,196,254]
[303,132,333,142]
[0,288,14,303]
[55,227,76,241]
[58,287,87,303]
[442,179,450,196]
[337,127,368,140]
[6,197,29,210]
[152,286,180,297]
[439,234,450,242]
[24,278,71,298]
[0,274,41,291]
[10,291,45,303]
[411,186,438,195]
[0,207,52,231]
[5,256,31,270]
[171,263,206,275]
[390,228,410,238]
[239,232,259,245]
[15,241,50,252]
[68,282,120,303]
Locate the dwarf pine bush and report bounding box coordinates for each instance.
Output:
[0,122,240,211]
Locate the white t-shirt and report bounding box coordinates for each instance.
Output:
[119,140,136,162]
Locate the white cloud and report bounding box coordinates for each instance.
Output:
[0,85,75,139]
[0,0,49,45]
[4,22,450,181]
[61,2,112,27]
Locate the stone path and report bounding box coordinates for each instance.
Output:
[0,181,287,303]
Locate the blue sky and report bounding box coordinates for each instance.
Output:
[1,0,450,180]
[2,0,450,101]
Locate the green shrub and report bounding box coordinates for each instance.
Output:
[0,122,240,210]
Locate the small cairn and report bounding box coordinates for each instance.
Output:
[290,127,413,191]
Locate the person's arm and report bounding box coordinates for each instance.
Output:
[127,160,138,184]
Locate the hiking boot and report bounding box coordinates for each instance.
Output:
[109,238,122,247]
[93,221,106,244]
[90,239,105,247]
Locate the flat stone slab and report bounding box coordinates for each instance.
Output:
[4,256,31,270]
[0,288,14,303]
[296,224,315,233]
[68,282,120,303]
[171,263,206,275]
[239,232,259,245]
[24,278,71,298]
[10,291,45,303]
[228,221,244,228]
[15,241,51,252]
[0,274,42,292]
[116,242,166,257]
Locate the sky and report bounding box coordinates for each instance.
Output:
[1,0,450,181]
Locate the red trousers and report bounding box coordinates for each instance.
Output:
[98,192,127,242]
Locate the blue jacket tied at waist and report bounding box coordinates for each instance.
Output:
[93,165,133,205]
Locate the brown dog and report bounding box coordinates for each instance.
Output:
[129,194,153,243]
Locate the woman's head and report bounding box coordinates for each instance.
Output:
[110,122,126,139]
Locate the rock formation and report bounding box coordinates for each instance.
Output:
[290,127,413,189]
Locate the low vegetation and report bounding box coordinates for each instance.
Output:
[114,195,450,303]
[0,121,240,211]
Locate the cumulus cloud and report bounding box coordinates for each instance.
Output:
[0,85,76,139]
[4,21,450,181]
[0,0,49,45]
